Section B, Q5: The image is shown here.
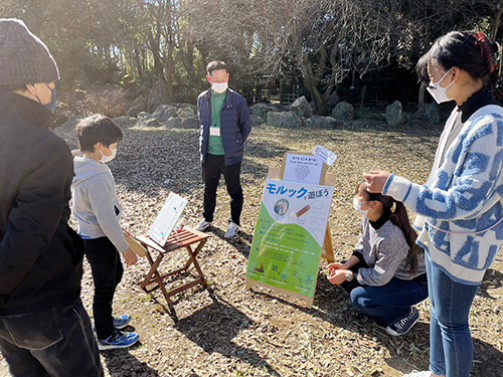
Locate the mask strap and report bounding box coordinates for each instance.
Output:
[438,68,452,85]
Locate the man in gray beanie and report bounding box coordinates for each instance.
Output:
[0,19,104,376]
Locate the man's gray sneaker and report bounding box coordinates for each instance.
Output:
[195,219,211,231]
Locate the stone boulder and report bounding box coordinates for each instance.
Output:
[414,103,441,124]
[146,80,168,113]
[152,104,178,123]
[137,112,152,120]
[302,115,337,129]
[112,116,137,129]
[385,100,403,126]
[165,117,182,129]
[326,91,340,111]
[126,95,147,117]
[289,96,313,118]
[249,103,272,119]
[331,102,354,121]
[164,117,198,129]
[251,114,264,126]
[180,118,199,129]
[177,106,196,119]
[266,111,302,128]
[136,112,159,128]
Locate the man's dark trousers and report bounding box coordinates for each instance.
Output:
[202,153,243,225]
[0,301,103,377]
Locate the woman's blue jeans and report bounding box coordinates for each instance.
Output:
[350,277,428,325]
[425,253,479,377]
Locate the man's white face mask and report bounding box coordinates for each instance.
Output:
[212,82,228,94]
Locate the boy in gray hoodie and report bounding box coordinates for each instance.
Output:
[72,114,139,350]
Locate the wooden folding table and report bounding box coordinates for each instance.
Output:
[136,227,208,306]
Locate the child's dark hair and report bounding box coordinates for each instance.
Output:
[206,60,228,76]
[356,181,423,273]
[76,114,123,153]
[416,31,500,87]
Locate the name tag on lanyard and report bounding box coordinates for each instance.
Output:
[210,126,221,136]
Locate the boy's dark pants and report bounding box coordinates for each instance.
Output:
[202,153,243,226]
[84,237,124,340]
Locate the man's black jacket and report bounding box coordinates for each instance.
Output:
[0,91,84,315]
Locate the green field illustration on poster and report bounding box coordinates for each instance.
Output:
[246,179,334,298]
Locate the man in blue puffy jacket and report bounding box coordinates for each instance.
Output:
[196,61,252,238]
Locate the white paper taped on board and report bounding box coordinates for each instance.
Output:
[313,145,337,166]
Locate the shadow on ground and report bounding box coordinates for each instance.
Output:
[101,343,163,377]
[174,293,281,377]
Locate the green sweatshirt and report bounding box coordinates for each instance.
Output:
[208,90,226,155]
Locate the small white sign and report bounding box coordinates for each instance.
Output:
[313,145,337,166]
[148,193,188,246]
[283,154,323,184]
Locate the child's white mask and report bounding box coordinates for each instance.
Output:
[353,197,369,216]
[100,148,117,163]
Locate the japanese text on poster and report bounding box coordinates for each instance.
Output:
[246,179,334,299]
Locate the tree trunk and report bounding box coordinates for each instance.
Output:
[164,46,175,102]
[305,80,327,115]
[490,2,503,41]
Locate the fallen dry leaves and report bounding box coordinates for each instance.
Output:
[1,118,502,377]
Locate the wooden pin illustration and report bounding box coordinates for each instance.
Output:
[296,205,311,217]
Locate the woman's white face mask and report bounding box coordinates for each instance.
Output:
[353,197,370,216]
[427,68,455,104]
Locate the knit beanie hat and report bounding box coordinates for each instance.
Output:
[0,18,59,86]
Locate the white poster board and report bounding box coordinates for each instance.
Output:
[246,178,334,303]
[283,154,323,185]
[148,193,187,246]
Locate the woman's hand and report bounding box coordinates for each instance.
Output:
[327,262,347,273]
[363,170,391,193]
[327,270,347,285]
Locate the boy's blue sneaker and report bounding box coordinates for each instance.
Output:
[98,330,139,351]
[113,314,132,330]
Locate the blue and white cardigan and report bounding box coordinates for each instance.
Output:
[383,105,503,285]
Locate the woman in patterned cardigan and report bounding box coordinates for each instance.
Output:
[365,32,502,377]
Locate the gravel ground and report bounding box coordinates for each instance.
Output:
[1,119,502,377]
